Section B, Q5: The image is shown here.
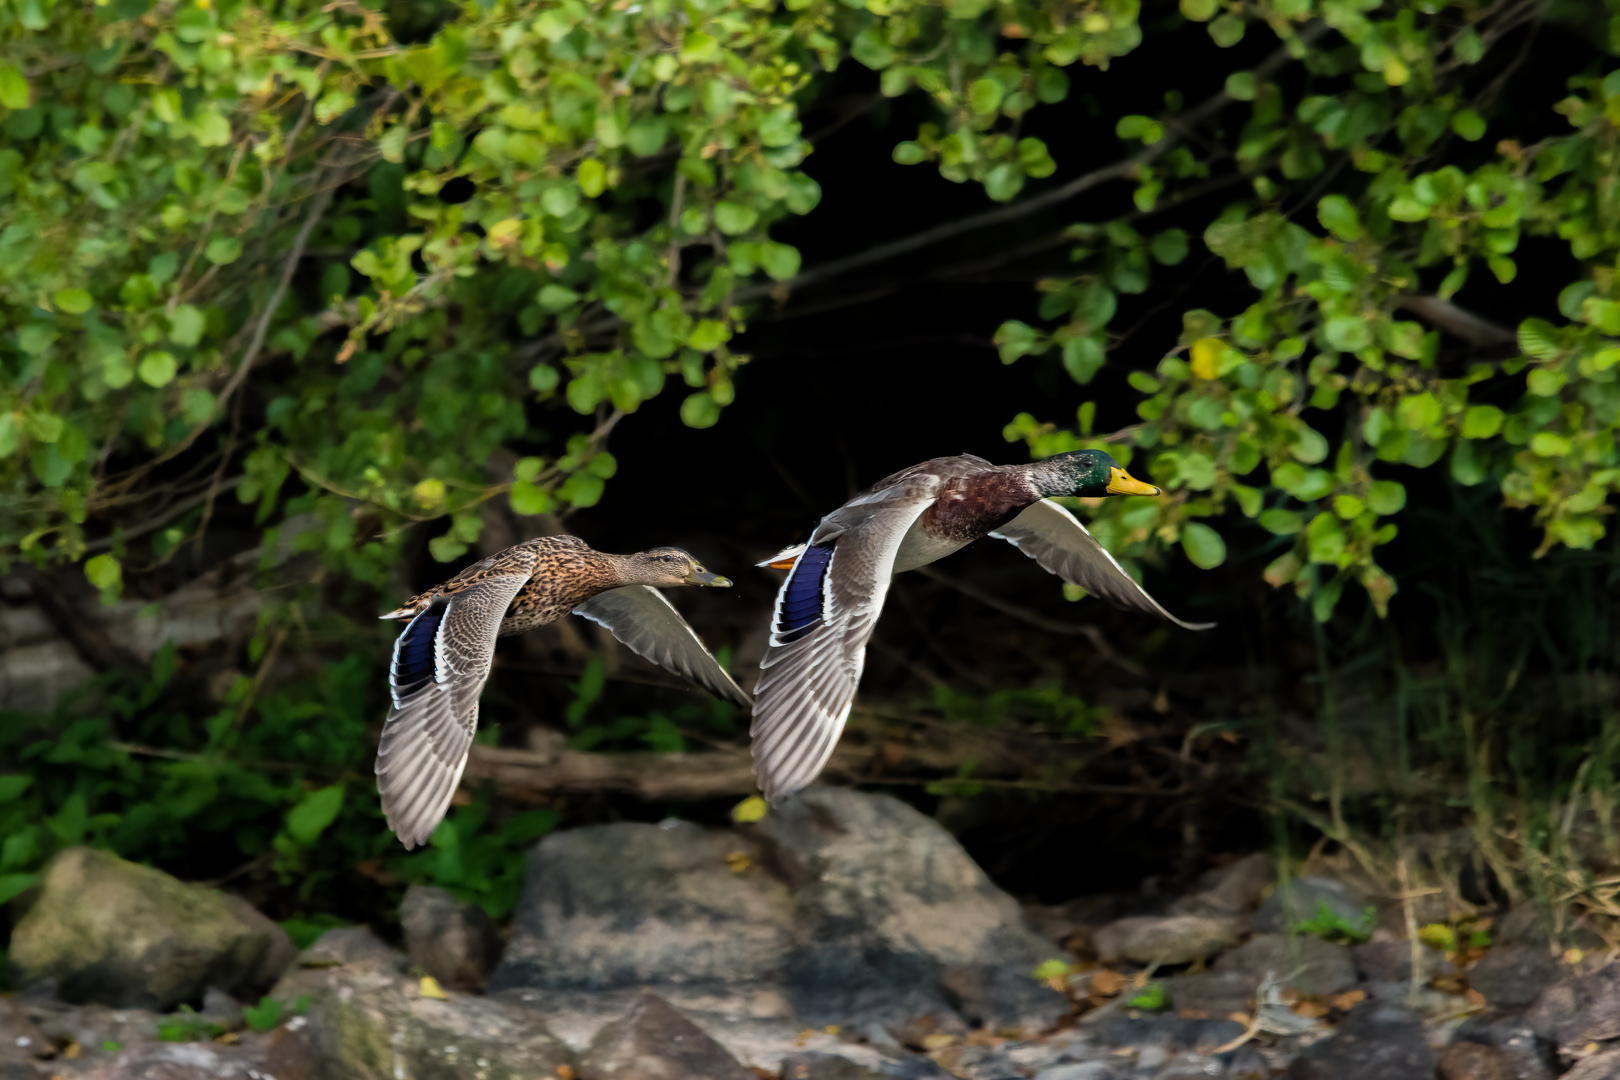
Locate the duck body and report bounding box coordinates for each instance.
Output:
[377,534,747,849]
[752,450,1211,804]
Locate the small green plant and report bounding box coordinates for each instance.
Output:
[1126,983,1169,1011]
[156,1006,225,1043]
[280,913,351,951]
[100,1040,121,1053]
[1293,901,1376,945]
[242,994,310,1033]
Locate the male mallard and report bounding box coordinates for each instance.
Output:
[752,450,1212,803]
[377,535,748,848]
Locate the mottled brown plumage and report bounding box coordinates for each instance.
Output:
[751,451,1211,804]
[376,535,748,849]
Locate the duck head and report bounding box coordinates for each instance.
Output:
[621,547,733,588]
[1034,450,1162,499]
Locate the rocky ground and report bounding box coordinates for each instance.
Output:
[3,788,1618,1079]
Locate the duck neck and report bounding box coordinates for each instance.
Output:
[1023,456,1084,499]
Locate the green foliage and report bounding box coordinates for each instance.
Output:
[156,1005,225,1043]
[1126,982,1168,1010]
[928,682,1103,735]
[242,994,310,1033]
[1292,900,1376,944]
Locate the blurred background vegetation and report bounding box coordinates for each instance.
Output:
[4,0,1620,956]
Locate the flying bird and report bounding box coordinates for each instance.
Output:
[376,535,747,848]
[752,450,1211,803]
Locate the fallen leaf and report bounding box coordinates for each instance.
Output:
[1227,1011,1252,1025]
[921,1034,957,1051]
[555,1067,575,1080]
[1564,948,1586,965]
[1090,969,1127,998]
[793,1028,814,1048]
[823,1025,839,1036]
[419,976,449,1000]
[725,851,751,874]
[730,796,767,824]
[1291,1000,1331,1019]
[63,1043,82,1060]
[1329,990,1367,1011]
[1177,1008,1209,1019]
[1465,988,1486,1007]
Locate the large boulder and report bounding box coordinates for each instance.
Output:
[578,990,755,1080]
[273,960,573,1080]
[7,848,293,1010]
[491,790,1069,1035]
[1091,915,1238,966]
[757,788,1069,1030]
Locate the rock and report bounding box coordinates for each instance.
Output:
[273,959,573,1080]
[71,1030,317,1080]
[1213,933,1358,997]
[1352,939,1453,985]
[1022,894,1139,951]
[1225,1044,1270,1079]
[1032,1066,1122,1080]
[1158,971,1253,1019]
[1525,960,1620,1051]
[777,1051,960,1079]
[494,790,1068,1034]
[7,849,283,1010]
[1090,1014,1245,1053]
[299,926,403,971]
[1253,875,1372,936]
[1467,945,1561,1009]
[219,895,298,992]
[578,990,754,1080]
[1450,1016,1556,1080]
[1285,1001,1435,1080]
[399,885,498,992]
[1091,915,1239,967]
[1563,1048,1620,1080]
[1167,854,1275,919]
[1436,1043,1506,1080]
[757,789,1070,1029]
[490,818,795,994]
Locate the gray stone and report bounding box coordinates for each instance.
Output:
[1090,1014,1245,1053]
[1158,971,1253,1019]
[1351,939,1453,985]
[273,961,572,1080]
[219,895,297,993]
[399,885,498,992]
[1525,960,1620,1051]
[1168,855,1275,919]
[777,1051,960,1079]
[1092,915,1239,967]
[1032,1066,1121,1080]
[1467,944,1561,1009]
[300,926,402,971]
[578,990,754,1080]
[1436,1042,1507,1080]
[7,848,285,1010]
[1451,1015,1556,1080]
[1252,875,1373,937]
[1285,1001,1435,1080]
[1225,1044,1270,1079]
[1562,1048,1620,1080]
[1213,933,1358,997]
[490,819,795,994]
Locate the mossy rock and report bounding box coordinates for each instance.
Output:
[7,847,282,1009]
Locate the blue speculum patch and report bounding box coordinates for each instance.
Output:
[777,543,834,643]
[393,598,448,691]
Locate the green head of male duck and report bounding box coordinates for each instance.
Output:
[627,546,734,588]
[1034,450,1162,500]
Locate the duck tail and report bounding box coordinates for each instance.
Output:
[756,543,807,570]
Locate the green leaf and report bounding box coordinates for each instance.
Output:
[681,391,721,428]
[714,201,759,235]
[510,478,551,515]
[1225,72,1256,101]
[1180,0,1218,19]
[1451,109,1486,141]
[1126,982,1168,1010]
[1517,318,1561,360]
[1149,229,1189,265]
[85,553,122,589]
[285,785,345,845]
[1366,480,1406,515]
[0,775,33,801]
[1461,405,1504,439]
[168,305,205,347]
[1258,508,1304,535]
[1181,522,1226,568]
[55,288,93,314]
[0,65,30,110]
[969,79,1005,115]
[0,873,38,906]
[1316,195,1363,242]
[205,236,242,265]
[625,118,669,157]
[577,158,606,198]
[138,351,178,388]
[892,141,926,165]
[1208,13,1245,46]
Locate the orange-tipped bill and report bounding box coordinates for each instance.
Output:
[1105,466,1161,496]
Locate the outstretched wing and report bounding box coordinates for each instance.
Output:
[751,495,936,803]
[376,572,530,849]
[991,499,1213,631]
[572,585,751,708]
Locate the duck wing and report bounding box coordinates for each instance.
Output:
[376,570,532,849]
[990,499,1214,631]
[572,585,751,708]
[752,479,940,803]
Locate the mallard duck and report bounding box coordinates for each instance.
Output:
[376,535,748,848]
[751,450,1212,803]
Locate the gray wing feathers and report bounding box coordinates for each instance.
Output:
[376,572,530,849]
[751,495,935,803]
[571,585,751,708]
[990,499,1213,631]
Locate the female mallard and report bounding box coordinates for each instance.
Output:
[752,450,1212,803]
[377,535,748,848]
